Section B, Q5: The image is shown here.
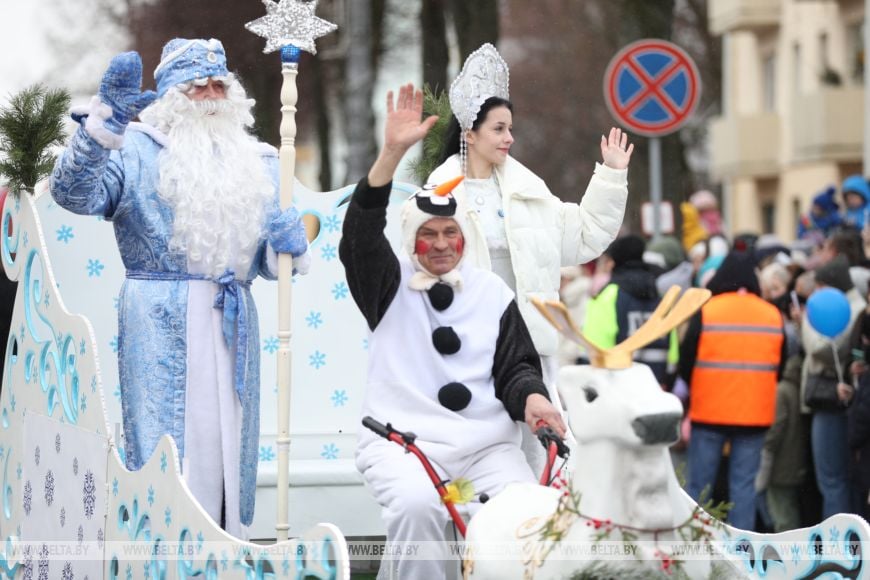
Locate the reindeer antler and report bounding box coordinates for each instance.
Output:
[531,286,711,369]
[531,298,606,364]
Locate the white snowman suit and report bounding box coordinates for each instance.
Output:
[339,177,551,579]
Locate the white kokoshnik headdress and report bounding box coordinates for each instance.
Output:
[448,43,510,174]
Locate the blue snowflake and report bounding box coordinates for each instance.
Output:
[147,485,155,506]
[283,556,291,575]
[332,281,349,300]
[196,531,205,553]
[79,338,86,356]
[113,384,121,400]
[323,214,341,233]
[259,446,275,462]
[164,506,172,527]
[263,336,279,354]
[331,389,348,407]
[44,470,55,505]
[22,231,28,248]
[90,376,97,393]
[320,443,339,460]
[829,526,840,543]
[86,259,104,277]
[305,311,323,329]
[43,292,50,308]
[22,480,31,515]
[160,451,168,473]
[321,243,337,261]
[80,395,87,412]
[56,225,74,243]
[10,394,15,411]
[112,477,119,496]
[126,562,133,580]
[309,350,326,369]
[109,336,119,353]
[220,551,229,571]
[16,463,21,480]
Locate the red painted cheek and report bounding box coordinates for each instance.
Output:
[453,238,464,255]
[415,240,431,255]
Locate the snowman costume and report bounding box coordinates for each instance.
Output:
[339,176,550,579]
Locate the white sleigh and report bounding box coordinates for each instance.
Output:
[463,288,870,579]
[0,176,422,578]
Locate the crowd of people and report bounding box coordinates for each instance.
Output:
[559,185,870,532]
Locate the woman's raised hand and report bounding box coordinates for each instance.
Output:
[600,127,634,170]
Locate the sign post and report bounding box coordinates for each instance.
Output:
[603,39,701,240]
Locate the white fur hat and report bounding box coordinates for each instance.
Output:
[401,176,466,265]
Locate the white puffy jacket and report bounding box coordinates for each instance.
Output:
[428,154,628,355]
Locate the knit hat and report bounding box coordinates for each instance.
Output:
[815,255,854,292]
[689,190,718,211]
[401,176,466,285]
[154,38,229,98]
[842,174,870,203]
[705,251,760,296]
[605,235,646,269]
[646,236,684,271]
[812,186,838,213]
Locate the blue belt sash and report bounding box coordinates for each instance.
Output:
[125,269,252,400]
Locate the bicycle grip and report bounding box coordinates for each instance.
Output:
[362,416,390,438]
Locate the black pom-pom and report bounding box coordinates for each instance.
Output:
[438,382,472,411]
[427,283,454,311]
[432,326,461,355]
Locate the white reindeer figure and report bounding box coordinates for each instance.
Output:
[464,287,870,579]
[463,287,742,579]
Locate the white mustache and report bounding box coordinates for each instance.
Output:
[192,99,234,116]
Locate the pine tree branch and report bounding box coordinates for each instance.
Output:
[0,84,71,196]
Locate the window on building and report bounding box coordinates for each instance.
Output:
[793,42,802,94]
[849,21,865,84]
[762,202,775,234]
[819,31,842,86]
[762,54,776,111]
[793,198,801,233]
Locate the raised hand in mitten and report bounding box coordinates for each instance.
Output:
[99,52,157,136]
[268,206,309,257]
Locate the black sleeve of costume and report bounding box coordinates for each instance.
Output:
[679,311,701,385]
[338,177,401,331]
[493,300,550,421]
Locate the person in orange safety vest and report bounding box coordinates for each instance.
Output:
[679,249,786,531]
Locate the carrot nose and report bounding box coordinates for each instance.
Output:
[434,175,464,196]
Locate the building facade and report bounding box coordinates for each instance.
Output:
[709,0,865,240]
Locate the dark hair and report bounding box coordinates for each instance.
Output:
[826,229,865,266]
[705,250,761,296]
[437,97,513,165]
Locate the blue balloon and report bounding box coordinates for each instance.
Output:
[806,287,851,338]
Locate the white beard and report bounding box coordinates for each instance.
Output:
[139,84,274,279]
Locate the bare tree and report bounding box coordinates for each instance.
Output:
[449,0,499,60]
[421,0,449,92]
[342,0,379,183]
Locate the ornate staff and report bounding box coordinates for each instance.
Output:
[246,0,336,542]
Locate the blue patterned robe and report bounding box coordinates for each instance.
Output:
[50,122,281,525]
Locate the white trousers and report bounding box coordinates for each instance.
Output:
[358,439,534,580]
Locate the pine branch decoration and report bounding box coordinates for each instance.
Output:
[0,84,71,196]
[407,84,453,185]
